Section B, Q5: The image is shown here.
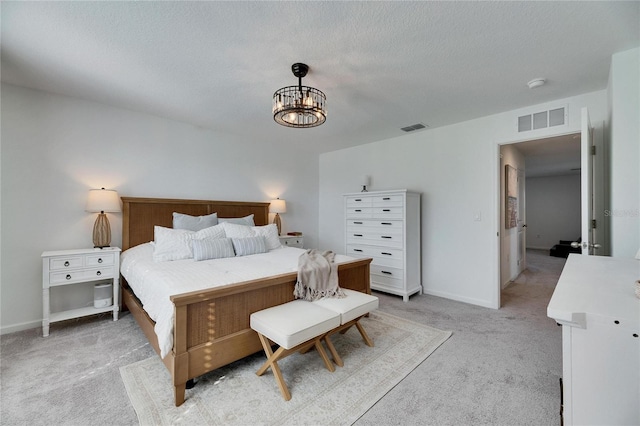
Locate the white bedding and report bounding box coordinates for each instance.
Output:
[120,243,355,358]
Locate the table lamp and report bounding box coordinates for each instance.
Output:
[86,188,121,248]
[269,198,286,235]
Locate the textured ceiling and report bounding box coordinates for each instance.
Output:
[2,1,639,156]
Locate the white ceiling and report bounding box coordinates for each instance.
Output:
[514,133,582,178]
[2,1,638,156]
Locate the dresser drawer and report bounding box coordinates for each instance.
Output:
[49,257,83,270]
[346,196,373,207]
[372,206,404,219]
[371,274,404,290]
[371,264,404,279]
[346,230,403,249]
[347,219,403,230]
[346,207,373,218]
[372,194,404,206]
[346,245,404,268]
[86,253,115,266]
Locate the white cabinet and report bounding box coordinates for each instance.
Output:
[279,235,304,248]
[42,247,121,336]
[344,190,421,302]
[547,254,640,425]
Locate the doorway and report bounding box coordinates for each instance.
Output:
[499,133,582,299]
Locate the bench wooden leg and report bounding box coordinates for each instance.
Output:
[355,320,374,347]
[323,334,344,367]
[255,332,336,401]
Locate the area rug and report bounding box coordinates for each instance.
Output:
[120,311,452,426]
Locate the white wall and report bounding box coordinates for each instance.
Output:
[526,175,581,250]
[319,91,607,309]
[0,84,319,333]
[608,48,640,257]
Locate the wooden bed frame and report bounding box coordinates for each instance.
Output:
[120,197,372,406]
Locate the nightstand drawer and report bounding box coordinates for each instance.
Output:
[50,266,114,285]
[86,253,115,266]
[50,257,83,270]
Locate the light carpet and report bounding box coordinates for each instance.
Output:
[120,311,452,426]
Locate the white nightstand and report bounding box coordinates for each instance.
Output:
[279,235,304,248]
[41,247,121,337]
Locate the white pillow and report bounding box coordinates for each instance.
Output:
[195,224,226,240]
[232,236,267,256]
[221,222,254,238]
[218,214,255,226]
[192,237,235,261]
[172,212,218,231]
[153,226,196,262]
[252,224,282,250]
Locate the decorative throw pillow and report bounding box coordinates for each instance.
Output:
[172,212,218,231]
[218,214,255,226]
[192,237,235,261]
[153,226,196,262]
[220,222,255,239]
[194,223,226,240]
[252,224,282,250]
[232,236,268,256]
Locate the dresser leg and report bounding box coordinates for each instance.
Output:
[42,320,49,337]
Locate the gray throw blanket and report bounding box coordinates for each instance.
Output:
[294,249,346,301]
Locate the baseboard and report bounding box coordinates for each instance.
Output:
[1,319,40,335]
[423,288,495,309]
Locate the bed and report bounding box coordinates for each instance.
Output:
[120,197,372,406]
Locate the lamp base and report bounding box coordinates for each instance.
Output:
[361,185,368,192]
[274,213,282,236]
[93,212,112,248]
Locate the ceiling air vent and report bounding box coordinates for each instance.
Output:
[401,123,428,132]
[517,106,567,133]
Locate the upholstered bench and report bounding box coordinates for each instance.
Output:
[312,289,379,367]
[250,300,340,401]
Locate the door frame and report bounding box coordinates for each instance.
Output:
[493,129,582,309]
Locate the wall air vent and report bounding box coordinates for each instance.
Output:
[517,105,567,133]
[401,123,428,132]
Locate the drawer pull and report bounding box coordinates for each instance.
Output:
[98,258,103,263]
[96,271,102,276]
[354,234,363,237]
[383,197,391,200]
[355,199,362,202]
[381,270,393,275]
[382,209,391,212]
[355,209,362,212]
[64,261,70,267]
[354,221,363,224]
[381,236,392,239]
[353,249,363,252]
[381,252,392,256]
[66,274,71,280]
[381,222,392,225]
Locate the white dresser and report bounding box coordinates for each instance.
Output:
[547,254,640,425]
[344,189,421,301]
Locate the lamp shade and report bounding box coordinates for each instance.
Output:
[86,188,121,213]
[269,199,287,214]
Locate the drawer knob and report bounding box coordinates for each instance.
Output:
[353,249,363,252]
[381,236,392,239]
[354,221,363,224]
[354,234,363,237]
[382,209,391,212]
[381,252,392,256]
[355,199,362,202]
[355,209,362,212]
[64,261,70,267]
[381,222,392,225]
[381,270,392,275]
[383,197,391,200]
[96,271,102,276]
[66,274,71,280]
[98,258,103,263]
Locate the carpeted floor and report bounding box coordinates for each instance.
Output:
[0,249,565,425]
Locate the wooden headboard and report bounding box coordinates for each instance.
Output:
[121,197,270,250]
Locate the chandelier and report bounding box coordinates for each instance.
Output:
[273,63,327,128]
